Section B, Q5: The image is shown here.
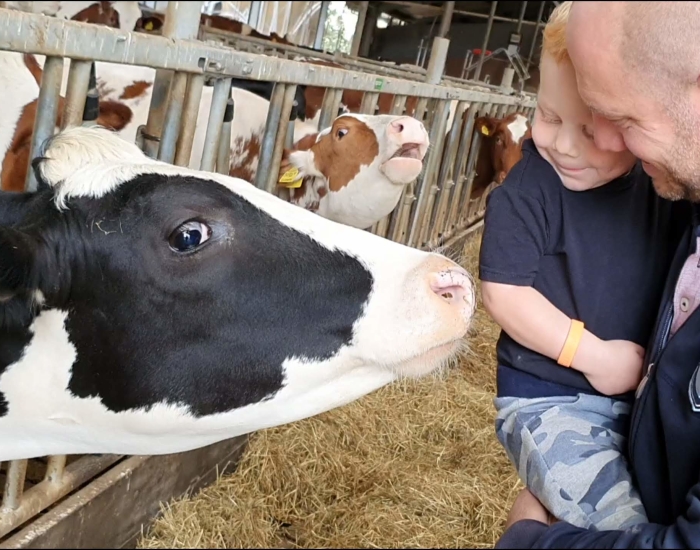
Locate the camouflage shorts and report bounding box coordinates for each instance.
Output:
[494,393,648,531]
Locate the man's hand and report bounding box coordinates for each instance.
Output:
[571,333,645,395]
[505,488,557,530]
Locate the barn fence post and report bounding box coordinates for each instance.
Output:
[474,1,498,81]
[142,1,204,160]
[24,56,63,192]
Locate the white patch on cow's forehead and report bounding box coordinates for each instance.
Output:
[37,126,162,208]
[507,114,529,144]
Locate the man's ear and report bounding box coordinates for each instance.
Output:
[474,116,497,139]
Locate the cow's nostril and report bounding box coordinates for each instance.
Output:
[396,123,404,132]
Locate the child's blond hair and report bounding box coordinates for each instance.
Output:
[541,1,573,65]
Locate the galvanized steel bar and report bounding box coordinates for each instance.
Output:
[318,88,343,131]
[527,1,547,69]
[25,55,63,193]
[444,102,479,238]
[413,97,430,124]
[0,455,122,539]
[265,84,297,193]
[437,1,455,38]
[360,91,379,115]
[350,1,369,57]
[44,455,67,484]
[143,1,203,159]
[216,94,234,175]
[390,95,408,116]
[429,101,468,246]
[425,36,449,85]
[254,82,286,189]
[200,76,232,173]
[61,59,92,129]
[314,0,331,50]
[158,70,189,164]
[458,103,492,227]
[516,1,528,33]
[2,460,27,511]
[391,185,417,244]
[474,1,498,82]
[0,11,536,109]
[174,73,206,167]
[406,99,451,249]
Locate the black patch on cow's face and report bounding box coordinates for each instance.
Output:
[13,174,373,417]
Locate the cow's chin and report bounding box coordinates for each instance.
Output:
[386,339,465,380]
[381,157,424,185]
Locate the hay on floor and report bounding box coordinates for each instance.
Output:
[137,234,522,549]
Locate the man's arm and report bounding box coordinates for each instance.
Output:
[497,482,700,549]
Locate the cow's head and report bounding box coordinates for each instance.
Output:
[278,114,429,229]
[0,126,474,460]
[70,1,121,28]
[474,112,531,184]
[134,12,164,33]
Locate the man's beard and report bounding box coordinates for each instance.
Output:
[651,159,700,203]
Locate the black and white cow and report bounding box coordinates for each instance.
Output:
[0,126,475,461]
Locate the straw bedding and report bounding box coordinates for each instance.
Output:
[137,231,522,549]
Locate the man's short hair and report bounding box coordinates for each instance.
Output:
[541,1,572,65]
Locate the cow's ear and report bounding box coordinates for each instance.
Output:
[475,116,497,138]
[97,101,134,132]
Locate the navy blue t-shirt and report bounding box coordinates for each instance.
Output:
[479,139,689,400]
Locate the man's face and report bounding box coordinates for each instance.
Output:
[567,2,700,201]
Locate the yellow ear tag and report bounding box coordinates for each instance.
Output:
[278,167,303,189]
[145,20,154,30]
[481,125,490,136]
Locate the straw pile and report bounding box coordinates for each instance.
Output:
[138,232,522,549]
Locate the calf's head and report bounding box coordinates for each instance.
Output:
[279,114,429,229]
[474,112,531,184]
[0,126,474,460]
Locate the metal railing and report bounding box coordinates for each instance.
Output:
[0,3,536,541]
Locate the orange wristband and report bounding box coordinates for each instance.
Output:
[557,319,585,368]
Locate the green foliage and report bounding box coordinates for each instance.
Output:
[322,2,352,53]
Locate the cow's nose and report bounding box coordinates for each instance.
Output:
[428,265,475,316]
[388,117,425,139]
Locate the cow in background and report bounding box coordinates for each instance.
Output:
[472,111,532,195]
[276,114,429,229]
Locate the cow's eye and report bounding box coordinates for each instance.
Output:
[337,128,348,139]
[169,221,212,253]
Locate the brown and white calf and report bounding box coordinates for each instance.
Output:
[0,125,475,461]
[472,111,532,198]
[0,52,132,193]
[279,114,429,229]
[5,1,144,32]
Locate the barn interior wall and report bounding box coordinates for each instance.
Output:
[369,19,541,77]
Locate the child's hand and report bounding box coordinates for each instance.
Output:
[572,334,645,395]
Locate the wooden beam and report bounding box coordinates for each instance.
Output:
[0,437,248,549]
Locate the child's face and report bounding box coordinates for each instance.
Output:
[531,53,637,191]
